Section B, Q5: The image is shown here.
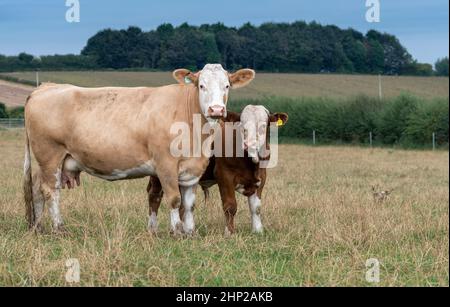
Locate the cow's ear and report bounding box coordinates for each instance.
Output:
[224,111,241,122]
[229,69,255,89]
[269,112,288,127]
[173,69,199,85]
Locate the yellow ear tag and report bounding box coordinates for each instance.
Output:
[276,118,284,127]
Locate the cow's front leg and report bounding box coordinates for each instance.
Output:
[180,185,196,235]
[147,176,164,234]
[248,193,263,233]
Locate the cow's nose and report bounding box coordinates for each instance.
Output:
[208,105,225,117]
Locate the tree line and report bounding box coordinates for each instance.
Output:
[0,22,448,76]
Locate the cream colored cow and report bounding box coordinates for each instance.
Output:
[23,64,255,235]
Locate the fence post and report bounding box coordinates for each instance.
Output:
[36,70,39,87]
[378,74,383,100]
[313,130,316,145]
[369,131,373,147]
[432,132,436,150]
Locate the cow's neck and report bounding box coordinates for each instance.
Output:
[185,86,201,124]
[185,85,217,157]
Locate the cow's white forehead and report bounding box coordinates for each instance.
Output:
[241,105,270,124]
[199,64,228,84]
[203,63,226,72]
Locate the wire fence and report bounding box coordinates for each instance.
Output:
[0,119,443,150]
[0,118,24,129]
[310,130,442,150]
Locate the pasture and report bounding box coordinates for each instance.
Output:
[1,71,448,102]
[0,129,448,286]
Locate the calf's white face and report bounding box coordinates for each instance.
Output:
[240,105,289,163]
[240,105,270,162]
[173,64,255,122]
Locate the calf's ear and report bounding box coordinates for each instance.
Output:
[229,69,255,89]
[269,112,289,127]
[224,111,241,122]
[173,69,199,85]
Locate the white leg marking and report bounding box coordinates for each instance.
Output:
[32,184,45,225]
[148,212,158,233]
[170,208,183,235]
[50,169,63,229]
[224,226,232,237]
[34,199,45,225]
[181,186,196,235]
[49,190,63,228]
[248,193,263,233]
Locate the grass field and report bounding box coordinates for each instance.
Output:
[1,71,448,100]
[0,129,448,286]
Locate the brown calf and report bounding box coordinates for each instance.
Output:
[147,106,288,234]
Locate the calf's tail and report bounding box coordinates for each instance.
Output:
[201,186,210,205]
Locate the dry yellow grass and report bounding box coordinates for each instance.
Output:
[1,71,448,102]
[0,129,448,286]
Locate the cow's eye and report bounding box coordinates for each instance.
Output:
[226,85,230,89]
[199,84,205,90]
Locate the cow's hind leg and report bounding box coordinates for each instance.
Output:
[31,170,45,231]
[147,176,164,234]
[36,147,67,232]
[41,170,64,232]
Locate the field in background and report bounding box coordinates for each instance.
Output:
[1,71,448,102]
[0,129,448,286]
[0,79,33,107]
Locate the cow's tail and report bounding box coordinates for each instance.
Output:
[23,120,35,229]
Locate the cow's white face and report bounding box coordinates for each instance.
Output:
[173,64,255,123]
[198,64,230,121]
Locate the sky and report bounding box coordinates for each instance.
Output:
[0,0,448,65]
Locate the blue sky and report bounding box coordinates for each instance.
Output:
[0,0,448,64]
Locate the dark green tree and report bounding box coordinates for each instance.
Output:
[366,39,384,74]
[0,103,8,118]
[1,21,422,75]
[435,57,449,76]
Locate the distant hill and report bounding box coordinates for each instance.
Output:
[1,71,448,103]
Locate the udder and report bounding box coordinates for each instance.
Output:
[61,155,82,189]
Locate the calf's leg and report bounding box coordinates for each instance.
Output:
[218,180,238,235]
[180,185,196,235]
[247,193,263,233]
[248,171,266,233]
[147,176,163,233]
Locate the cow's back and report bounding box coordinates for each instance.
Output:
[25,83,197,176]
